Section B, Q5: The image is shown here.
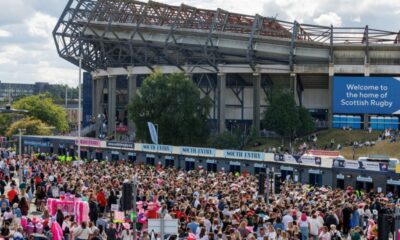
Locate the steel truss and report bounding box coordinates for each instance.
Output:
[54,0,400,72]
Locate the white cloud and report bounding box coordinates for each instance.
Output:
[26,12,57,38]
[313,12,343,27]
[353,16,361,23]
[0,0,400,87]
[0,29,11,37]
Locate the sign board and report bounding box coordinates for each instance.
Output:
[111,204,119,211]
[107,141,134,149]
[274,154,298,163]
[306,150,340,157]
[141,144,172,153]
[332,159,360,169]
[356,176,373,182]
[24,141,49,147]
[148,219,179,235]
[75,138,102,147]
[224,150,264,161]
[113,211,125,223]
[180,146,216,157]
[333,76,400,114]
[299,155,321,165]
[387,179,400,186]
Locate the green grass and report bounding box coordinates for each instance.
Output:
[243,129,381,153]
[340,140,400,159]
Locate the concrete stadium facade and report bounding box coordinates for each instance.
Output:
[53,0,400,137]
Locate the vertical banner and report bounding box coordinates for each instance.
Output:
[147,122,158,144]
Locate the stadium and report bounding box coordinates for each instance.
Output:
[53,0,400,137]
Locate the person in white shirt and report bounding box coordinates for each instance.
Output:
[282,211,293,230]
[267,225,277,240]
[257,227,267,240]
[309,214,322,240]
[74,222,93,240]
[318,226,330,240]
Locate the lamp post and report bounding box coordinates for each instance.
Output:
[132,174,137,240]
[78,56,82,160]
[18,128,26,183]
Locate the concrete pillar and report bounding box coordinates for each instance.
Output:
[328,64,334,128]
[363,64,370,129]
[217,73,226,133]
[94,77,104,137]
[127,75,137,134]
[253,72,261,134]
[107,76,117,136]
[290,73,299,106]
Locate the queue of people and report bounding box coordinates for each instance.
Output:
[0,149,395,240]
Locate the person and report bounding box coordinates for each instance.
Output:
[74,222,93,240]
[2,207,13,225]
[120,223,131,240]
[0,195,9,214]
[342,203,352,235]
[56,209,64,227]
[299,213,310,240]
[237,220,250,238]
[62,216,72,240]
[13,227,24,240]
[0,222,10,238]
[267,224,277,240]
[350,226,362,240]
[274,217,284,231]
[309,213,322,240]
[282,211,293,230]
[187,217,199,234]
[350,205,360,229]
[318,226,330,240]
[105,223,118,240]
[18,197,29,216]
[329,225,341,240]
[89,196,99,223]
[257,227,267,240]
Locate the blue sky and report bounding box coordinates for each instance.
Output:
[0,0,399,86]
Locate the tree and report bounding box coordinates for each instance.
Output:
[297,106,315,136]
[6,117,53,137]
[128,72,211,146]
[263,88,300,140]
[207,131,242,150]
[12,94,69,132]
[0,115,12,136]
[263,88,315,141]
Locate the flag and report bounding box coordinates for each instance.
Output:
[147,122,158,144]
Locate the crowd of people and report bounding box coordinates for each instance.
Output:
[0,149,396,240]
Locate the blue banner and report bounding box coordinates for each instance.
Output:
[333,76,400,114]
[147,122,158,144]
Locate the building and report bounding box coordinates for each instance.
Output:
[0,81,51,102]
[53,0,400,138]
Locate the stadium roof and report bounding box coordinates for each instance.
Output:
[53,0,400,72]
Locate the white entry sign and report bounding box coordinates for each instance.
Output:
[148,219,179,235]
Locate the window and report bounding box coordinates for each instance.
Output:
[229,165,241,174]
[309,173,322,186]
[146,156,155,166]
[185,161,195,171]
[207,163,217,172]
